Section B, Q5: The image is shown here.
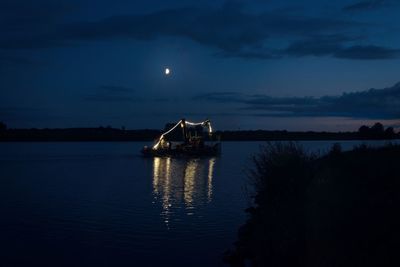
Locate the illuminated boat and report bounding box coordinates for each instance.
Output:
[141,119,221,157]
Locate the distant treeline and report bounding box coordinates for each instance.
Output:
[0,121,398,141]
[0,126,161,142]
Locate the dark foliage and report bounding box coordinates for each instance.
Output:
[225,142,400,267]
[357,122,396,139]
[370,122,384,134]
[0,121,7,132]
[0,122,398,141]
[385,127,395,136]
[218,122,399,141]
[0,127,162,141]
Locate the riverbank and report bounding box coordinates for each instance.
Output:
[0,127,398,141]
[225,142,400,267]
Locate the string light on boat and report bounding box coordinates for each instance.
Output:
[185,119,213,134]
[185,121,203,126]
[152,120,182,149]
[152,135,163,150]
[152,119,214,150]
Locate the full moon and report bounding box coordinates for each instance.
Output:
[165,68,170,75]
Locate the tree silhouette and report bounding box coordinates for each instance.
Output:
[358,125,370,134]
[385,127,395,136]
[0,121,7,132]
[371,122,384,134]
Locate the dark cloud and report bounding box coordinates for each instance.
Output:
[0,0,78,49]
[0,2,365,58]
[194,82,400,119]
[334,45,400,59]
[0,0,77,34]
[342,0,394,11]
[284,35,400,60]
[55,4,359,51]
[284,34,356,57]
[0,1,397,60]
[217,49,281,59]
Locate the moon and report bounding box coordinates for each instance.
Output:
[165,68,170,76]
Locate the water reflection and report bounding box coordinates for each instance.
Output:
[152,157,217,226]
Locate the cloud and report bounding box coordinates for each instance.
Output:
[284,34,356,57]
[1,1,397,60]
[193,82,400,119]
[342,0,394,11]
[334,45,400,59]
[0,2,363,57]
[0,0,77,36]
[0,0,78,49]
[55,4,359,51]
[283,35,400,60]
[217,49,281,59]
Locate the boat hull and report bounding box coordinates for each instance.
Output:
[141,143,221,157]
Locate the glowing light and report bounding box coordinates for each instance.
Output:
[207,158,216,202]
[152,119,214,150]
[165,68,170,75]
[152,157,173,228]
[185,120,213,134]
[152,120,182,149]
[153,157,161,194]
[151,157,217,227]
[184,160,198,207]
[185,121,203,126]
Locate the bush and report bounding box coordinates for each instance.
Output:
[0,121,7,132]
[226,143,400,267]
[226,142,314,267]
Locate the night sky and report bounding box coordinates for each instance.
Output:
[1,0,399,131]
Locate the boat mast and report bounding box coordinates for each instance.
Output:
[181,118,188,143]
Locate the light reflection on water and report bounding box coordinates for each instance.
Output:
[152,157,217,226]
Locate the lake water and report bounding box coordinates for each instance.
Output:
[0,140,396,267]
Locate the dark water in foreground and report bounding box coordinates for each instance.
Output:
[0,141,396,267]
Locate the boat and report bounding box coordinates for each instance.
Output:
[141,118,221,157]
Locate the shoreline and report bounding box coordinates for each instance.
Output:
[1,128,398,142]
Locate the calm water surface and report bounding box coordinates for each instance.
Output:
[0,140,395,266]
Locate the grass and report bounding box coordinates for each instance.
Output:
[225,142,400,267]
